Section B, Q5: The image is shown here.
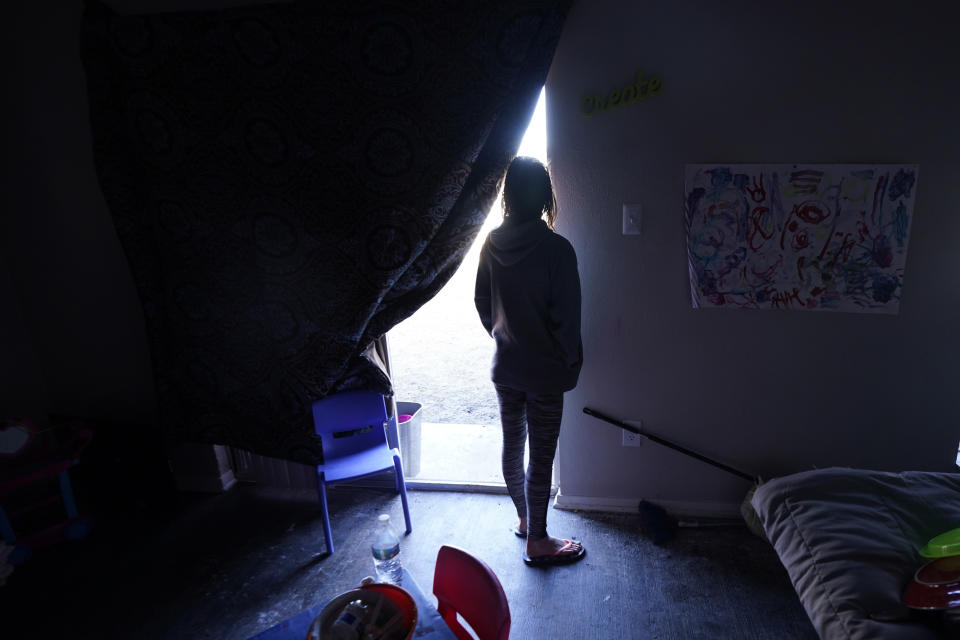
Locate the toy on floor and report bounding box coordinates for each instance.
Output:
[0,418,93,565]
[902,527,960,612]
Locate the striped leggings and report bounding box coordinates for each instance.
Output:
[494,383,564,541]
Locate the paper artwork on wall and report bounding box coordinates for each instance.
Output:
[684,164,918,313]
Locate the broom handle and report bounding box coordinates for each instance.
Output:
[582,407,757,483]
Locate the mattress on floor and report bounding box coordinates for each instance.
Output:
[750,467,960,640]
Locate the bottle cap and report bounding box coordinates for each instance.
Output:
[378,514,390,523]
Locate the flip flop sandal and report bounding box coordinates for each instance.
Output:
[523,540,586,567]
[513,527,527,538]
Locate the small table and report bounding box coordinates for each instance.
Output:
[247,568,457,640]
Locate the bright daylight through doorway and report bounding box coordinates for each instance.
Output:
[387,88,547,487]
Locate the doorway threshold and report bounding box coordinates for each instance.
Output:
[404,421,556,494]
[406,479,557,497]
[406,479,508,494]
[409,421,503,485]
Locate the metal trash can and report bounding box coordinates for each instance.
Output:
[395,401,422,478]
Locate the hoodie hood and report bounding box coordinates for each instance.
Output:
[485,218,549,266]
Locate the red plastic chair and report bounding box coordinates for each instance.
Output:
[433,545,510,640]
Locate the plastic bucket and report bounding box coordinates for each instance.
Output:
[396,402,422,478]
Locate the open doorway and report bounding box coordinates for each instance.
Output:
[387,88,547,488]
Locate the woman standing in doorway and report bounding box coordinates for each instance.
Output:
[474,156,585,566]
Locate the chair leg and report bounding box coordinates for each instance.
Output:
[317,472,334,554]
[0,505,16,544]
[394,454,412,535]
[59,470,79,519]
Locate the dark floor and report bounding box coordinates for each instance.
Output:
[4,484,818,639]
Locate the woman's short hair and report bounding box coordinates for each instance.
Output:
[502,156,557,229]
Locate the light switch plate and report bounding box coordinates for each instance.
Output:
[622,204,642,235]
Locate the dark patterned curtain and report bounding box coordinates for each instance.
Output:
[81,0,572,464]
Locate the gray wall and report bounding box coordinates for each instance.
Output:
[1,2,155,423]
[548,0,960,513]
[0,250,48,418]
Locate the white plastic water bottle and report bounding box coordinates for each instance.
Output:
[371,514,402,585]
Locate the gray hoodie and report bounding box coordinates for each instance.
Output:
[474,218,583,393]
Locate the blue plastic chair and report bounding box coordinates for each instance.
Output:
[312,390,412,554]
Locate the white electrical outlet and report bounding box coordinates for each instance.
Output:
[622,420,644,447]
[622,204,642,235]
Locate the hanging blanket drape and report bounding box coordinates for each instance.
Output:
[80,0,571,464]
